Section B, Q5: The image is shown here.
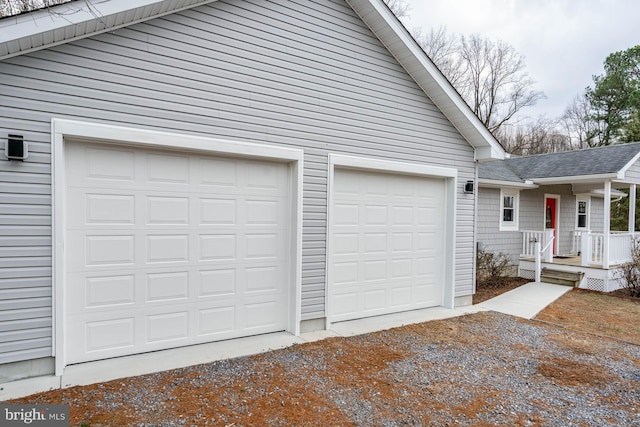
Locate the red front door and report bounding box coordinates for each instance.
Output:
[545,197,557,254]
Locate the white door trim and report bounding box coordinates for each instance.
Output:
[51,118,304,375]
[544,193,561,254]
[325,154,458,328]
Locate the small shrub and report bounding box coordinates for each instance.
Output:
[476,248,512,286]
[617,238,640,297]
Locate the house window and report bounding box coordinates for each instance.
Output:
[576,197,590,229]
[500,189,519,231]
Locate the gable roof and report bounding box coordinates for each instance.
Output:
[479,142,640,185]
[0,0,505,161]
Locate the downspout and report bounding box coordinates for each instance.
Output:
[630,184,637,233]
[604,181,611,269]
[472,161,479,296]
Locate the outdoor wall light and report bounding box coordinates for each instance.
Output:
[5,134,28,161]
[464,180,474,194]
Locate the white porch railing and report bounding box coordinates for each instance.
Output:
[521,230,554,262]
[522,230,546,259]
[581,232,638,267]
[522,230,637,269]
[571,230,582,255]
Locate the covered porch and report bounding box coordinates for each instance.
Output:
[518,181,639,292]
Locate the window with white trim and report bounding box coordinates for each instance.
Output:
[576,197,590,230]
[500,189,519,231]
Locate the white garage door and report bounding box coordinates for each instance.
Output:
[64,141,292,364]
[328,168,446,322]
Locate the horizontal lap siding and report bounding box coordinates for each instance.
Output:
[477,188,521,264]
[0,0,476,362]
[0,149,52,363]
[623,160,640,184]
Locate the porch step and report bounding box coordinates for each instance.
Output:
[540,268,583,287]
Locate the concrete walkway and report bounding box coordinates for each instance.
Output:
[0,281,571,400]
[474,281,573,319]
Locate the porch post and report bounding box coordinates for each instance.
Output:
[630,184,637,233]
[603,180,611,269]
[581,231,591,267]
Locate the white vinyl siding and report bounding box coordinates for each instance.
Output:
[477,187,521,265]
[0,0,477,365]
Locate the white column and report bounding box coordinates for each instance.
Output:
[629,184,636,233]
[603,181,611,269]
[581,231,591,266]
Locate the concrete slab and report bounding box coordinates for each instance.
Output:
[0,283,570,400]
[476,281,572,319]
[61,332,305,388]
[330,306,462,337]
[299,330,340,343]
[0,374,60,401]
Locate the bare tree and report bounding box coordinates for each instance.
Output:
[561,94,603,148]
[383,0,410,19]
[0,0,70,17]
[458,34,544,134]
[415,30,545,135]
[497,116,571,155]
[414,26,466,88]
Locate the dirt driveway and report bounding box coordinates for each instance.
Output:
[10,308,640,426]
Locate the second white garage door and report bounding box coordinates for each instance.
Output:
[328,168,446,322]
[64,141,292,364]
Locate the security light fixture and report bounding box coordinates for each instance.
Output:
[464,180,474,194]
[6,134,28,161]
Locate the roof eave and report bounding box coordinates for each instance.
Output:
[0,0,217,60]
[478,178,538,189]
[616,150,640,179]
[530,173,620,185]
[346,0,505,161]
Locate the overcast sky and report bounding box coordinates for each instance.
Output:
[402,0,640,121]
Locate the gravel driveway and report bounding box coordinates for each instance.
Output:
[12,311,640,426]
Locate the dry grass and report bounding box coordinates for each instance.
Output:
[536,288,640,344]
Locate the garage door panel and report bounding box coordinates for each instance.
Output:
[68,289,288,362]
[146,234,190,264]
[78,146,136,183]
[144,153,190,185]
[84,317,135,353]
[146,196,190,225]
[329,168,446,322]
[64,141,292,364]
[146,311,189,343]
[145,271,189,302]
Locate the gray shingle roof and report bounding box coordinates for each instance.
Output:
[479,142,640,182]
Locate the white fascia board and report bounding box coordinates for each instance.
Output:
[531,173,619,185]
[346,0,505,161]
[617,151,640,178]
[478,178,538,189]
[474,145,506,161]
